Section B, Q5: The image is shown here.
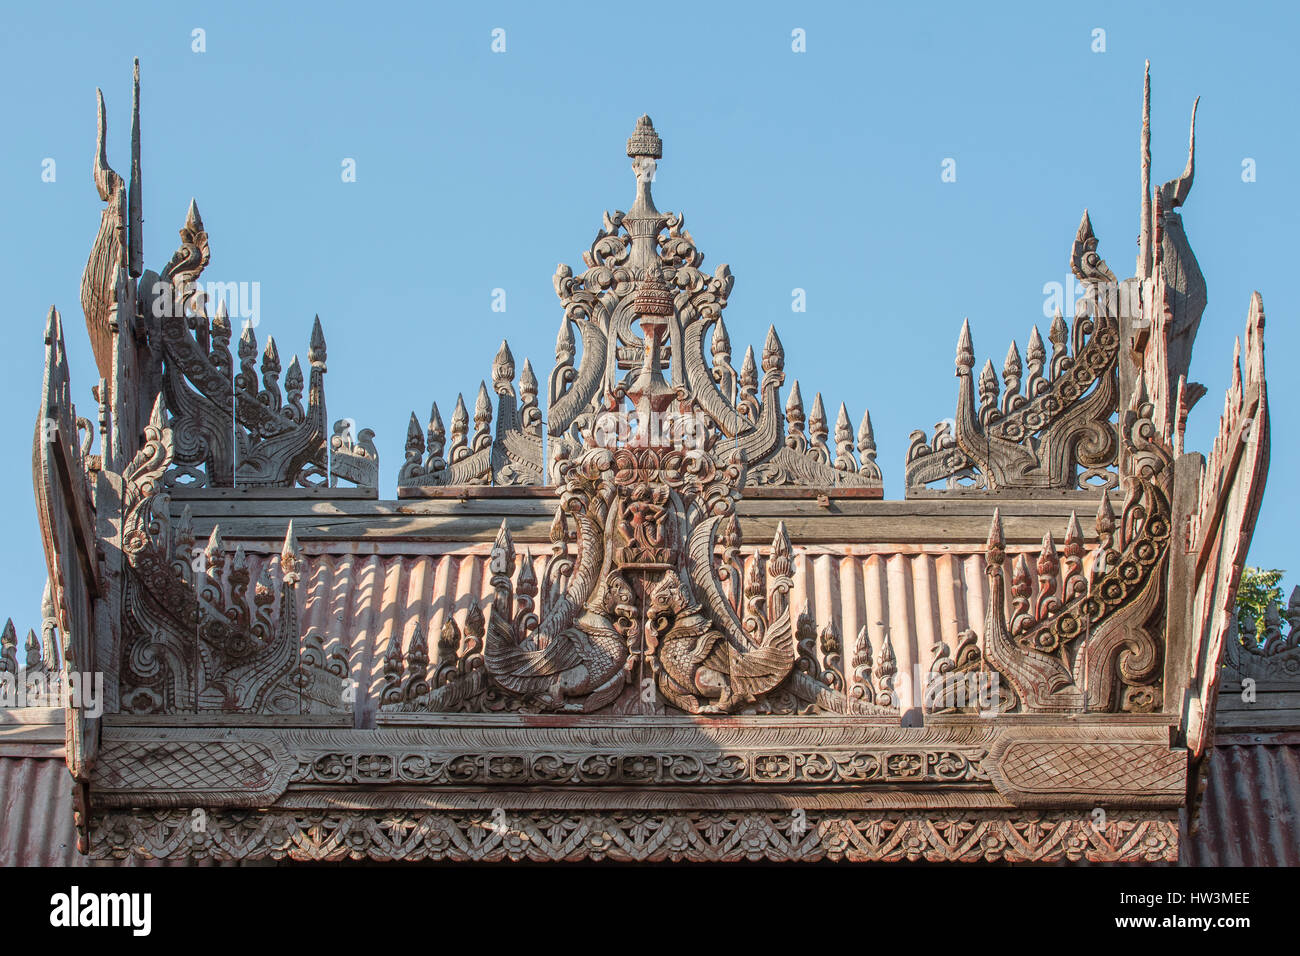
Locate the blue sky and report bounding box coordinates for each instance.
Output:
[0,0,1294,634]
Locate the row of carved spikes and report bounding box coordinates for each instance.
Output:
[848,619,899,708]
[404,340,540,474]
[172,508,303,607]
[1193,294,1266,537]
[784,382,878,473]
[382,604,487,703]
[958,311,1074,425]
[0,618,53,676]
[985,496,1119,635]
[709,318,784,413]
[227,312,326,422]
[707,317,877,473]
[1241,587,1300,655]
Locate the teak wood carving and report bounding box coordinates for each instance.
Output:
[16,61,1274,864]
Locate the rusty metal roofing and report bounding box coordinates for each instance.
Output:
[1181,740,1300,866]
[287,546,1010,723]
[0,756,83,866]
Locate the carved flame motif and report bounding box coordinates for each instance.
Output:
[907,211,1120,493]
[397,116,881,492]
[119,397,306,713]
[928,373,1172,715]
[141,197,377,490]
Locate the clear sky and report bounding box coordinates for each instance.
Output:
[0,0,1294,635]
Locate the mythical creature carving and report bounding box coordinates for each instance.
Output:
[907,211,1120,493]
[138,198,377,490]
[927,373,1172,714]
[118,396,310,713]
[382,269,882,715]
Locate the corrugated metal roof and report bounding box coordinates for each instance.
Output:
[1181,742,1300,866]
[0,756,82,866]
[286,546,1005,722]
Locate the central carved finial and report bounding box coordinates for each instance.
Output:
[626,114,662,159]
[625,115,663,231]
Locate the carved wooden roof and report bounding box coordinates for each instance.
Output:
[12,61,1276,863]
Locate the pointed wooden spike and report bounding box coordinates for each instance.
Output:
[516,549,537,588]
[464,604,485,638]
[493,340,515,388]
[492,520,515,565]
[148,392,167,430]
[1003,340,1022,378]
[1096,492,1116,534]
[809,392,826,425]
[956,318,973,368]
[520,357,537,392]
[438,617,461,655]
[857,409,876,454]
[986,508,1005,559]
[739,345,757,386]
[711,316,730,357]
[1039,531,1058,569]
[308,315,326,366]
[1027,325,1045,360]
[555,317,575,355]
[474,381,493,421]
[762,325,784,372]
[205,524,223,558]
[282,520,299,560]
[1065,511,1083,545]
[771,520,791,557]
[786,380,803,418]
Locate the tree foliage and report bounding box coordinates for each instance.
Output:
[1236,567,1286,643]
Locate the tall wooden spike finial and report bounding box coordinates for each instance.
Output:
[956,318,973,371]
[1140,60,1152,279]
[129,57,143,277]
[308,315,326,367]
[762,326,784,375]
[986,509,1005,565]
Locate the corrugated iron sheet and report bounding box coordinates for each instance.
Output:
[285,546,1006,722]
[0,756,82,866]
[1181,743,1300,866]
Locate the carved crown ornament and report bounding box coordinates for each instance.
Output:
[18,60,1273,864]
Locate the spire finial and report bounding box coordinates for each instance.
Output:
[129,57,143,278]
[626,114,662,160]
[1140,60,1152,279]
